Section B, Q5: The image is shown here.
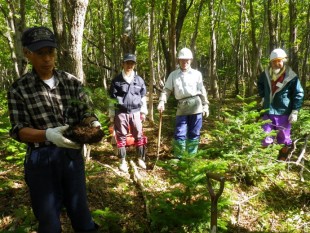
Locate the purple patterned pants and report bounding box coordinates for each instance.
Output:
[262,114,292,146]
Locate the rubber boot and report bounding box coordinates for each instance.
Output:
[173,140,186,159]
[277,145,291,161]
[136,146,146,169]
[118,147,128,172]
[187,139,199,155]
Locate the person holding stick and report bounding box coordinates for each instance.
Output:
[157,48,209,159]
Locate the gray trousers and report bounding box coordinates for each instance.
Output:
[114,111,143,148]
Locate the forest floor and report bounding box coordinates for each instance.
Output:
[0,97,309,233]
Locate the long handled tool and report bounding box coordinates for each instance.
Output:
[206,172,225,233]
[153,110,163,170]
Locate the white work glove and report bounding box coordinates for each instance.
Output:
[260,98,264,106]
[157,101,165,112]
[46,125,81,149]
[203,104,209,117]
[288,110,298,123]
[90,120,101,128]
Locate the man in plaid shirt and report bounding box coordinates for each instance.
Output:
[7,26,99,233]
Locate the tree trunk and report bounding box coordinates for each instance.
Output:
[248,0,266,96]
[107,0,119,77]
[190,0,204,68]
[175,0,194,47]
[301,3,310,97]
[209,0,219,99]
[160,1,171,76]
[170,0,177,70]
[2,0,26,77]
[50,0,88,83]
[148,0,155,123]
[233,0,243,97]
[289,0,298,72]
[267,0,278,50]
[122,0,135,54]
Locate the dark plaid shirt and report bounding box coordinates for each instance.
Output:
[7,69,95,147]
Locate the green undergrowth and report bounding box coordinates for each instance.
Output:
[0,90,309,232]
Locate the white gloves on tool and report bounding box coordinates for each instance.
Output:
[46,125,81,149]
[203,104,209,117]
[157,101,165,111]
[288,110,298,123]
[90,120,101,128]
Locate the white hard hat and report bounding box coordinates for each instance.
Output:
[270,48,287,61]
[177,48,193,59]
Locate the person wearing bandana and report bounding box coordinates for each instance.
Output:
[257,48,304,160]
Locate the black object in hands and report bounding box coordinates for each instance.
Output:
[64,123,104,144]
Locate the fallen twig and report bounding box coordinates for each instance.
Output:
[94,160,129,178]
[130,160,151,223]
[296,134,309,164]
[234,193,259,226]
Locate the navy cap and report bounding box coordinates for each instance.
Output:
[21,26,57,51]
[123,53,136,63]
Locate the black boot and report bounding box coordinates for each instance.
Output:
[277,145,291,161]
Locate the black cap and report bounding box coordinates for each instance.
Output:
[123,53,136,63]
[21,26,57,51]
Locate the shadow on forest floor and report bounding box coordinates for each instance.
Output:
[0,97,309,233]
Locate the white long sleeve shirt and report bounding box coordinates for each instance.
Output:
[159,67,208,115]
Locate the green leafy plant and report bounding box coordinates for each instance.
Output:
[0,91,26,165]
[206,95,285,185]
[151,147,230,232]
[92,207,122,232]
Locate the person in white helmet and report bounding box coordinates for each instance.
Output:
[157,48,209,159]
[257,48,304,160]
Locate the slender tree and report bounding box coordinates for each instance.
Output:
[122,0,135,54]
[49,0,89,82]
[0,0,26,77]
[190,0,204,68]
[169,0,177,70]
[148,0,155,123]
[208,0,219,99]
[289,0,298,72]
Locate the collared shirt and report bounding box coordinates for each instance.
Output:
[161,67,207,101]
[122,70,135,84]
[159,67,208,115]
[258,66,304,115]
[7,69,95,147]
[109,72,148,115]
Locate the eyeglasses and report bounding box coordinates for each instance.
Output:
[27,48,56,57]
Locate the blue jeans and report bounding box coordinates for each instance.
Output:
[24,146,97,233]
[174,113,203,140]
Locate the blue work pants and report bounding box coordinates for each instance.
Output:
[174,113,203,140]
[24,146,97,233]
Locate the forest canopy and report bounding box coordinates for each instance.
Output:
[0,0,309,99]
